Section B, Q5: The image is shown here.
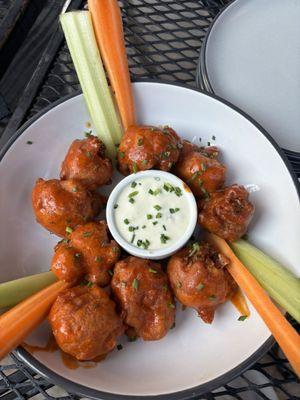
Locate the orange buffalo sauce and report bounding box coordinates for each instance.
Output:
[231,288,250,317]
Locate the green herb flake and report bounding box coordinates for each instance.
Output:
[162,224,167,231]
[117,344,123,351]
[163,183,174,192]
[137,138,143,146]
[153,205,162,211]
[128,191,139,198]
[207,141,211,146]
[124,218,130,225]
[168,302,175,309]
[189,171,200,182]
[114,204,119,209]
[133,278,139,290]
[238,315,248,321]
[129,198,135,204]
[196,283,205,291]
[95,256,103,262]
[84,130,92,137]
[26,140,33,145]
[108,270,114,277]
[83,231,92,237]
[142,159,148,166]
[149,268,157,274]
[137,239,143,247]
[65,226,73,234]
[162,151,171,159]
[142,225,146,229]
[152,221,158,226]
[131,181,137,188]
[209,295,216,301]
[132,162,138,173]
[147,214,153,220]
[128,226,135,232]
[201,163,207,172]
[160,234,170,244]
[131,233,136,243]
[119,151,125,158]
[86,281,93,287]
[174,187,183,197]
[212,135,216,140]
[156,212,162,219]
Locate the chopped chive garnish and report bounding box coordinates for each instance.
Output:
[137,138,143,146]
[163,183,174,192]
[128,191,139,198]
[108,270,114,276]
[117,344,123,350]
[148,189,154,195]
[141,239,150,249]
[196,283,205,291]
[83,231,92,237]
[201,163,207,172]
[175,207,180,212]
[156,212,162,218]
[152,221,158,225]
[95,256,103,262]
[142,225,146,229]
[147,214,153,220]
[119,151,125,158]
[131,181,137,188]
[212,135,216,140]
[168,302,175,309]
[189,171,200,181]
[163,224,166,231]
[137,239,143,247]
[160,234,170,244]
[26,140,33,145]
[238,315,248,321]
[132,162,138,173]
[66,226,73,234]
[124,218,130,225]
[174,187,182,197]
[162,151,170,159]
[198,179,203,187]
[131,233,136,243]
[153,205,162,210]
[86,281,93,287]
[149,268,157,274]
[207,141,211,146]
[133,278,138,290]
[114,204,119,209]
[128,226,135,232]
[169,208,175,214]
[129,198,135,204]
[189,242,200,257]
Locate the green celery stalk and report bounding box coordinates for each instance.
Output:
[60,11,123,159]
[0,271,57,309]
[231,240,300,322]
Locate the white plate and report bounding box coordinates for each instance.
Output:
[0,82,299,399]
[199,0,300,153]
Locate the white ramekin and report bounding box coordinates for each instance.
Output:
[106,170,198,260]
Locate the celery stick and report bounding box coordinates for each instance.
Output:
[231,240,300,322]
[60,11,123,159]
[0,271,57,308]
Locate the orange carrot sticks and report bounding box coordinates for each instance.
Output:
[88,0,136,130]
[0,280,69,360]
[207,233,300,376]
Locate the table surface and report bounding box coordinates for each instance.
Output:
[0,0,299,399]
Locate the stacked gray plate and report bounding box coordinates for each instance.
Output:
[197,0,300,174]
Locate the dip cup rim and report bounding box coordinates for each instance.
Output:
[106,170,198,260]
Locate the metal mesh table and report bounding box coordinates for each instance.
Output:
[0,0,299,398]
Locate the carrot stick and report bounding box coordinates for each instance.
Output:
[0,280,69,360]
[88,0,136,130]
[206,233,300,377]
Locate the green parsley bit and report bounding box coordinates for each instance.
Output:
[86,281,93,287]
[117,344,123,351]
[83,231,92,237]
[163,183,174,192]
[162,224,167,231]
[141,239,150,249]
[133,278,139,290]
[131,233,136,243]
[119,151,125,158]
[142,225,146,229]
[137,239,143,247]
[148,189,154,195]
[108,270,114,277]
[149,268,157,274]
[114,204,119,209]
[212,135,216,140]
[128,191,139,198]
[137,138,143,146]
[26,140,33,145]
[160,234,170,244]
[238,315,248,321]
[174,187,183,197]
[124,218,130,225]
[147,214,153,220]
[162,151,170,159]
[189,171,200,181]
[128,226,135,232]
[95,256,103,262]
[207,141,211,146]
[201,163,207,172]
[153,205,162,210]
[129,198,135,204]
[196,283,205,291]
[65,226,73,234]
[168,302,175,309]
[198,179,203,187]
[132,162,138,173]
[131,181,137,188]
[156,212,162,218]
[152,221,158,226]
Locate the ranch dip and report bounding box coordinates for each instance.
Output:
[113,175,191,250]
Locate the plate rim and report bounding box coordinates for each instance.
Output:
[2,79,298,399]
[196,0,300,157]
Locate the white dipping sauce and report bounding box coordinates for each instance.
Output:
[113,176,191,250]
